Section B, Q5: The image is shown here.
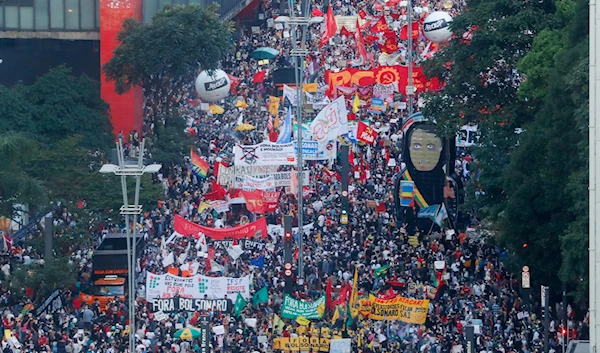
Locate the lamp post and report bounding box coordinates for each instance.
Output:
[99,139,161,353]
[275,1,321,285]
[406,0,415,115]
[590,0,599,347]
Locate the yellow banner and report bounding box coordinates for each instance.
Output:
[360,296,429,324]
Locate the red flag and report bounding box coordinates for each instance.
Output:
[364,35,378,45]
[320,5,338,47]
[326,278,334,309]
[312,7,324,16]
[358,9,367,19]
[204,183,227,201]
[340,26,352,37]
[357,121,379,144]
[382,36,399,54]
[348,149,355,166]
[370,16,388,33]
[252,70,266,83]
[400,22,420,40]
[354,19,367,62]
[227,74,242,94]
[77,200,85,209]
[375,201,386,213]
[390,13,401,20]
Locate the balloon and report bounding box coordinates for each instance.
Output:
[422,11,453,43]
[195,70,231,102]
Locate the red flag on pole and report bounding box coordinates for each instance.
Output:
[320,5,338,47]
[354,19,367,62]
[370,16,388,33]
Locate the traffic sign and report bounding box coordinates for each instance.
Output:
[522,266,529,272]
[284,269,292,277]
[342,191,348,197]
[284,263,292,270]
[522,272,530,289]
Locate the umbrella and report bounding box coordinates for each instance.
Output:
[250,47,280,60]
[209,105,224,114]
[235,123,255,131]
[174,327,202,340]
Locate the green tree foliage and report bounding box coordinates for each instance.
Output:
[103,4,233,123]
[148,114,195,167]
[9,256,76,300]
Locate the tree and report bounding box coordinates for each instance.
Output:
[17,66,114,151]
[9,256,77,300]
[103,4,233,124]
[0,133,46,220]
[148,114,195,167]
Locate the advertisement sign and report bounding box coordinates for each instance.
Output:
[174,215,267,240]
[234,142,296,166]
[151,298,232,313]
[281,294,325,319]
[294,141,337,160]
[359,296,429,323]
[146,273,251,300]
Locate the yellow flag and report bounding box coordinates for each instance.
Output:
[269,96,280,119]
[296,316,310,326]
[198,202,211,213]
[274,314,285,335]
[352,94,360,113]
[349,266,359,318]
[303,83,318,93]
[235,100,248,109]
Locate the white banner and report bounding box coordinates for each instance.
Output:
[309,97,348,143]
[146,273,251,301]
[239,175,276,190]
[234,142,296,166]
[233,171,309,189]
[294,141,337,161]
[305,91,331,107]
[267,223,314,237]
[218,165,281,187]
[208,200,230,213]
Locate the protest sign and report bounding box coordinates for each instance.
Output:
[151,298,232,313]
[281,294,325,319]
[234,142,296,166]
[146,273,251,300]
[174,215,267,240]
[358,296,429,324]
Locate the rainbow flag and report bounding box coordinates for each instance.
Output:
[190,147,209,178]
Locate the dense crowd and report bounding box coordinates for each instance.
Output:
[0,0,590,352]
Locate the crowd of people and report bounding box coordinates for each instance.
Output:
[0,0,590,352]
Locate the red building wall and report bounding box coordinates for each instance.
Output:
[100,0,144,140]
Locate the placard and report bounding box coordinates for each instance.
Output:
[234,142,296,166]
[151,298,232,313]
[146,272,251,301]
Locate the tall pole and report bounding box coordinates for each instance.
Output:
[117,139,134,353]
[406,0,415,115]
[590,0,598,346]
[288,0,311,284]
[543,285,550,353]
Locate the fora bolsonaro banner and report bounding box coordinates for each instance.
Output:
[234,142,296,166]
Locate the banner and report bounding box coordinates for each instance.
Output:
[233,171,309,189]
[146,272,251,300]
[35,289,63,317]
[283,84,298,106]
[359,296,429,323]
[309,97,349,143]
[294,141,337,161]
[199,315,211,353]
[356,121,378,145]
[234,142,296,166]
[274,337,330,352]
[239,175,276,190]
[306,90,331,107]
[151,298,232,313]
[281,294,325,319]
[240,190,281,214]
[370,98,383,114]
[212,239,267,251]
[325,66,442,97]
[174,215,268,240]
[329,339,352,353]
[208,200,229,213]
[267,223,314,237]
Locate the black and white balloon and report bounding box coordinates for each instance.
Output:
[195,70,231,102]
[422,11,453,43]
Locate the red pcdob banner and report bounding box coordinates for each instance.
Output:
[174,215,268,240]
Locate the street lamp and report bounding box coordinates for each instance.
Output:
[99,138,161,353]
[275,0,320,284]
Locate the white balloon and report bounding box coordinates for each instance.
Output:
[422,11,453,43]
[195,69,231,103]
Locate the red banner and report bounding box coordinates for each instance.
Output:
[357,121,378,145]
[325,66,442,97]
[174,215,268,240]
[240,190,281,214]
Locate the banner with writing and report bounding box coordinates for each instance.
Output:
[294,141,337,161]
[281,294,325,319]
[212,239,267,251]
[240,190,281,214]
[359,296,429,324]
[267,223,314,237]
[151,298,232,313]
[233,171,309,189]
[234,142,296,166]
[174,215,267,240]
[146,273,251,301]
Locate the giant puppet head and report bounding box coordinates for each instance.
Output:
[407,124,443,172]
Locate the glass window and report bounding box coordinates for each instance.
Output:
[95,0,99,28]
[50,0,64,29]
[65,0,79,29]
[188,0,200,3]
[80,0,94,29]
[5,6,18,29]
[20,5,34,29]
[173,0,187,5]
[143,0,158,23]
[34,0,49,30]
[0,6,4,27]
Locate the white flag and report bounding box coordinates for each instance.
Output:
[162,252,174,268]
[435,203,448,226]
[227,245,244,260]
[197,232,208,252]
[209,260,226,273]
[309,96,348,144]
[283,84,298,106]
[236,112,244,126]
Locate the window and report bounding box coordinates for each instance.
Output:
[65,0,79,29]
[50,0,64,28]
[34,0,49,29]
[80,0,94,29]
[20,4,34,29]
